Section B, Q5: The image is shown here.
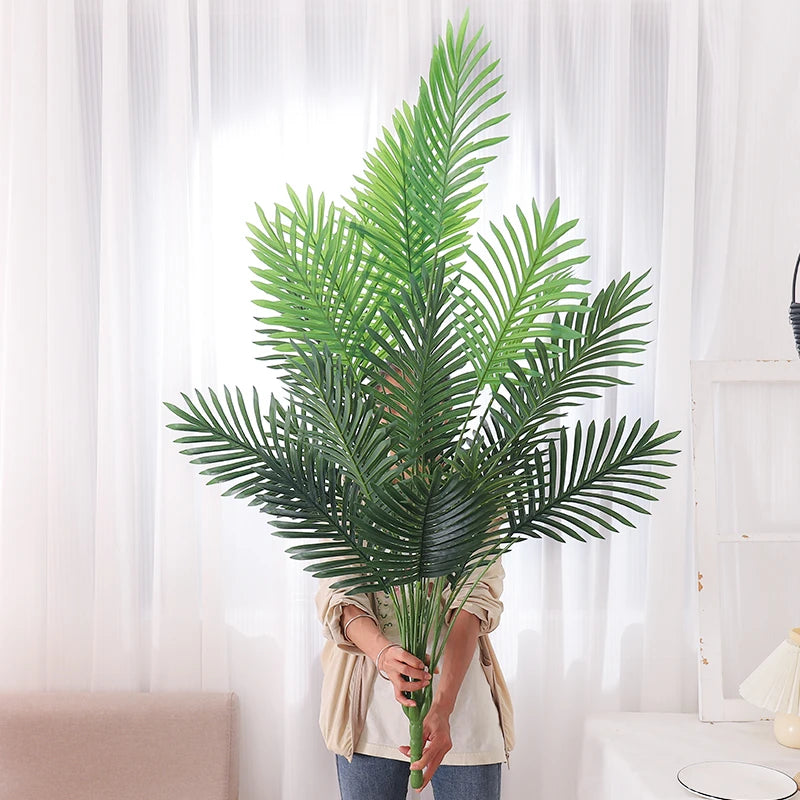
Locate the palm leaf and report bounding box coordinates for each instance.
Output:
[476,271,654,472]
[455,198,591,392]
[252,409,398,596]
[349,13,506,291]
[362,261,478,465]
[507,419,679,543]
[282,343,397,494]
[166,387,393,595]
[165,386,272,501]
[356,468,498,584]
[247,186,380,374]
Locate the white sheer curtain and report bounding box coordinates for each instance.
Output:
[2,1,799,798]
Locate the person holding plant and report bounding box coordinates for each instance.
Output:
[165,12,678,800]
[316,559,513,799]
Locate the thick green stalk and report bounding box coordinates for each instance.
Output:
[403,685,432,790]
[394,579,437,790]
[405,704,424,789]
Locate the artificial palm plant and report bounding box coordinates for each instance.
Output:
[166,13,678,789]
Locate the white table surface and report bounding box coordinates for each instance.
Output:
[578,713,800,799]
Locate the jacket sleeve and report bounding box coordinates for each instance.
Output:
[443,557,505,635]
[315,578,377,654]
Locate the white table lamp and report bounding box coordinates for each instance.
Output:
[739,627,800,748]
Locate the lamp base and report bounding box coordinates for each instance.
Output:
[774,713,800,748]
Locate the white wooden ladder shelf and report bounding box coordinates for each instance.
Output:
[690,360,800,722]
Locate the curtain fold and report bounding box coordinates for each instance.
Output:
[2,0,48,689]
[638,0,700,713]
[45,0,98,690]
[2,1,797,798]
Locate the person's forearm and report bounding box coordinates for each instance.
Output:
[340,603,390,662]
[431,609,481,715]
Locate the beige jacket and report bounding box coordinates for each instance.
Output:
[315,560,515,761]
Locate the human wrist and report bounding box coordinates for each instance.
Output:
[361,633,393,664]
[341,610,391,661]
[374,642,403,677]
[429,694,456,717]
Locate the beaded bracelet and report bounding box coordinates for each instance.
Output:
[342,613,372,642]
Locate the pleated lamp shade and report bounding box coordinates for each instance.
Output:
[739,628,800,748]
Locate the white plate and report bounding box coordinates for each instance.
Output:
[677,761,798,800]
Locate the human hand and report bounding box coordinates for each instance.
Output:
[376,645,431,707]
[398,704,453,790]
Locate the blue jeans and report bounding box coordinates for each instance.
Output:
[336,753,501,800]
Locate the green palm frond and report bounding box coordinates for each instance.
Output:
[252,410,397,595]
[363,262,478,465]
[255,410,352,540]
[455,199,591,391]
[349,102,415,275]
[547,270,653,381]
[476,271,654,472]
[360,469,497,582]
[507,419,679,543]
[247,187,378,372]
[283,344,396,494]
[167,390,408,597]
[165,386,270,501]
[350,14,506,289]
[409,15,508,267]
